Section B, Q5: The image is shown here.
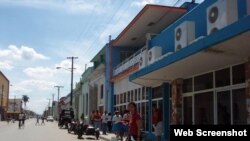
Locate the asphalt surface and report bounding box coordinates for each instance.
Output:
[0,119,105,141]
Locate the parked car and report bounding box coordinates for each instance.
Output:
[47,116,54,122]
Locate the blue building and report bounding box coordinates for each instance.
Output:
[104,0,250,140]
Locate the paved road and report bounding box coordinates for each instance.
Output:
[0,119,105,141]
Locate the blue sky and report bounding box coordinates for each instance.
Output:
[0,0,202,114]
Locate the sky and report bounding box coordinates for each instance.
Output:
[0,0,203,114]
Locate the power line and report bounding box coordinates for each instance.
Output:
[80,0,127,58]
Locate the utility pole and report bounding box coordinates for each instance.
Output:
[47,98,51,116]
[54,86,63,102]
[52,93,55,117]
[67,56,78,107]
[14,96,16,112]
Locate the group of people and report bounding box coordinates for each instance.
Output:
[35,115,46,126]
[90,102,143,141]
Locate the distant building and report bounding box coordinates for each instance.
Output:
[0,71,10,121]
[7,98,22,119]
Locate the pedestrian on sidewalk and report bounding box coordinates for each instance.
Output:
[35,115,40,126]
[101,111,108,135]
[22,113,26,128]
[41,117,45,125]
[152,104,163,141]
[112,111,123,139]
[107,113,112,133]
[128,102,142,141]
[93,110,101,129]
[18,112,24,129]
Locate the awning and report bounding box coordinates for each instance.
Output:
[112,4,187,47]
[130,17,250,87]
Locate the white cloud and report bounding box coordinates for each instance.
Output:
[0,60,13,70]
[131,0,158,7]
[18,79,57,91]
[0,45,49,61]
[23,67,55,79]
[55,59,85,75]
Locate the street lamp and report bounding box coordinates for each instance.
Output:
[56,56,78,107]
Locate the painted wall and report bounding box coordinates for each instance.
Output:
[114,77,142,95]
[149,0,248,54]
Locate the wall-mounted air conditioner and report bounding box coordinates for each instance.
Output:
[174,21,195,52]
[207,0,238,35]
[139,50,147,70]
[147,46,162,65]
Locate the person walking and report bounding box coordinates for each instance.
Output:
[41,117,45,125]
[112,111,123,139]
[18,112,24,129]
[128,102,142,141]
[22,113,26,128]
[152,104,163,141]
[101,111,108,135]
[35,115,40,126]
[93,110,101,129]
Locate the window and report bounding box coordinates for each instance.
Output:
[183,96,193,124]
[86,93,89,114]
[232,89,246,124]
[142,87,145,100]
[131,90,134,101]
[233,64,245,84]
[100,84,104,99]
[195,92,214,124]
[120,94,123,104]
[120,51,134,62]
[127,91,130,102]
[217,91,231,124]
[135,89,138,101]
[124,93,126,103]
[194,72,213,91]
[116,94,119,105]
[152,86,162,99]
[183,78,193,93]
[138,88,141,101]
[215,68,230,87]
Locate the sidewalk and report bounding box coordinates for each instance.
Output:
[0,121,7,127]
[99,133,116,141]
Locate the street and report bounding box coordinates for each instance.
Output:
[0,119,107,141]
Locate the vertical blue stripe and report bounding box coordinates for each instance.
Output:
[162,83,170,141]
[147,87,153,133]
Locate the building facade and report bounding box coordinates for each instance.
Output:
[7,98,22,119]
[89,47,107,113]
[0,71,10,121]
[127,0,250,140]
[80,67,93,123]
[101,1,250,140]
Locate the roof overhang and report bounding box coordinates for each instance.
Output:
[130,17,250,87]
[112,4,187,47]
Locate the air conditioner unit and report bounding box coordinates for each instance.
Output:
[174,21,195,52]
[147,46,162,65]
[207,0,238,35]
[138,50,147,70]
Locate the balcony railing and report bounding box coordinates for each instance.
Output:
[113,47,146,76]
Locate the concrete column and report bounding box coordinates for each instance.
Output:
[246,58,250,124]
[171,79,183,124]
[162,83,170,141]
[147,87,153,133]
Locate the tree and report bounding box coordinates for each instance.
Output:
[22,95,29,108]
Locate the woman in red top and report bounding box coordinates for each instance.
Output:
[128,102,142,141]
